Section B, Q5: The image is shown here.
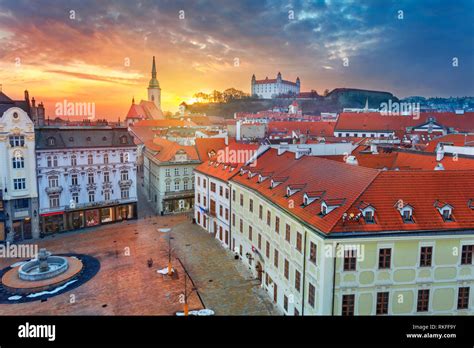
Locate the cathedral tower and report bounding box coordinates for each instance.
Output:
[148,56,161,109]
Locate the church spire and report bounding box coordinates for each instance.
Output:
[148,56,160,89]
[151,56,157,79]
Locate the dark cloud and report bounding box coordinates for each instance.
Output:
[0,0,472,96]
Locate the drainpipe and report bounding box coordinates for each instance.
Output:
[331,242,339,315]
[228,183,232,251]
[301,230,307,315]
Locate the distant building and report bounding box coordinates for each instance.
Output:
[125,56,164,126]
[35,127,137,235]
[251,72,300,99]
[0,88,45,127]
[143,137,226,215]
[0,103,39,241]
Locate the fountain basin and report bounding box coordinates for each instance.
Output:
[18,256,69,281]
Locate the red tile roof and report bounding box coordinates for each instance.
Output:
[425,134,474,152]
[267,121,335,137]
[145,138,199,162]
[194,143,259,182]
[333,170,474,233]
[194,138,227,161]
[132,119,195,128]
[231,148,474,234]
[335,112,474,133]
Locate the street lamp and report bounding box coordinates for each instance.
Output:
[158,227,173,276]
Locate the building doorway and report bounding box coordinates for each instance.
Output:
[256,262,263,284]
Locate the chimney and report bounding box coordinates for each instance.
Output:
[436,146,444,161]
[370,143,378,154]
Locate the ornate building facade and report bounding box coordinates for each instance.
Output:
[0,103,40,241]
[35,127,138,235]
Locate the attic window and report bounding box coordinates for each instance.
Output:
[364,210,374,223]
[86,137,91,142]
[358,203,375,224]
[102,136,107,141]
[319,199,345,217]
[47,137,56,146]
[69,137,74,142]
[434,201,453,222]
[120,135,128,144]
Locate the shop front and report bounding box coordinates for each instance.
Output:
[162,194,194,215]
[40,201,137,235]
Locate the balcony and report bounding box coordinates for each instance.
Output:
[45,186,63,195]
[119,179,133,188]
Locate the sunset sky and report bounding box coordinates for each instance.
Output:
[0,0,473,119]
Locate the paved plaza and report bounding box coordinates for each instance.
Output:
[0,187,278,315]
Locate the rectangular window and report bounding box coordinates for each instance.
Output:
[210,199,216,216]
[461,245,473,265]
[258,234,262,250]
[174,168,179,176]
[266,241,270,258]
[103,172,109,183]
[225,208,229,220]
[9,135,25,147]
[88,191,95,203]
[378,248,391,269]
[309,242,317,265]
[104,191,110,201]
[13,178,26,190]
[284,259,289,279]
[240,194,243,206]
[210,182,216,192]
[249,226,253,241]
[49,195,60,208]
[259,205,263,219]
[165,168,170,177]
[274,249,279,268]
[219,186,223,196]
[457,287,470,310]
[88,173,94,185]
[267,211,271,226]
[72,192,79,203]
[121,188,129,199]
[120,170,129,181]
[285,224,291,242]
[232,213,235,227]
[417,289,430,312]
[225,188,229,199]
[420,246,433,267]
[232,190,235,202]
[342,294,355,316]
[376,292,389,315]
[219,205,223,217]
[197,193,200,204]
[283,295,288,312]
[197,176,201,186]
[239,219,243,233]
[275,216,280,234]
[249,199,253,213]
[308,283,315,308]
[296,232,302,252]
[295,270,301,292]
[343,249,357,271]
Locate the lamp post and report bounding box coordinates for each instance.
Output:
[158,227,172,276]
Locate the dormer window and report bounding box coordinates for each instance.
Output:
[303,191,325,207]
[396,202,414,223]
[434,201,453,222]
[286,184,305,197]
[358,202,375,224]
[319,199,345,217]
[47,137,56,146]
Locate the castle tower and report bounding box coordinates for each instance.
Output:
[148,56,161,109]
[251,74,256,95]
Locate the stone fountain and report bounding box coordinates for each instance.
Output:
[18,248,69,282]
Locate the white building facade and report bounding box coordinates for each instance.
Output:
[0,107,40,241]
[35,127,137,235]
[251,72,300,99]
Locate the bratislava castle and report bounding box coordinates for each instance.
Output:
[251,72,300,99]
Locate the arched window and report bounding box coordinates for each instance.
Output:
[120,136,128,144]
[47,137,56,146]
[53,155,58,167]
[12,152,24,169]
